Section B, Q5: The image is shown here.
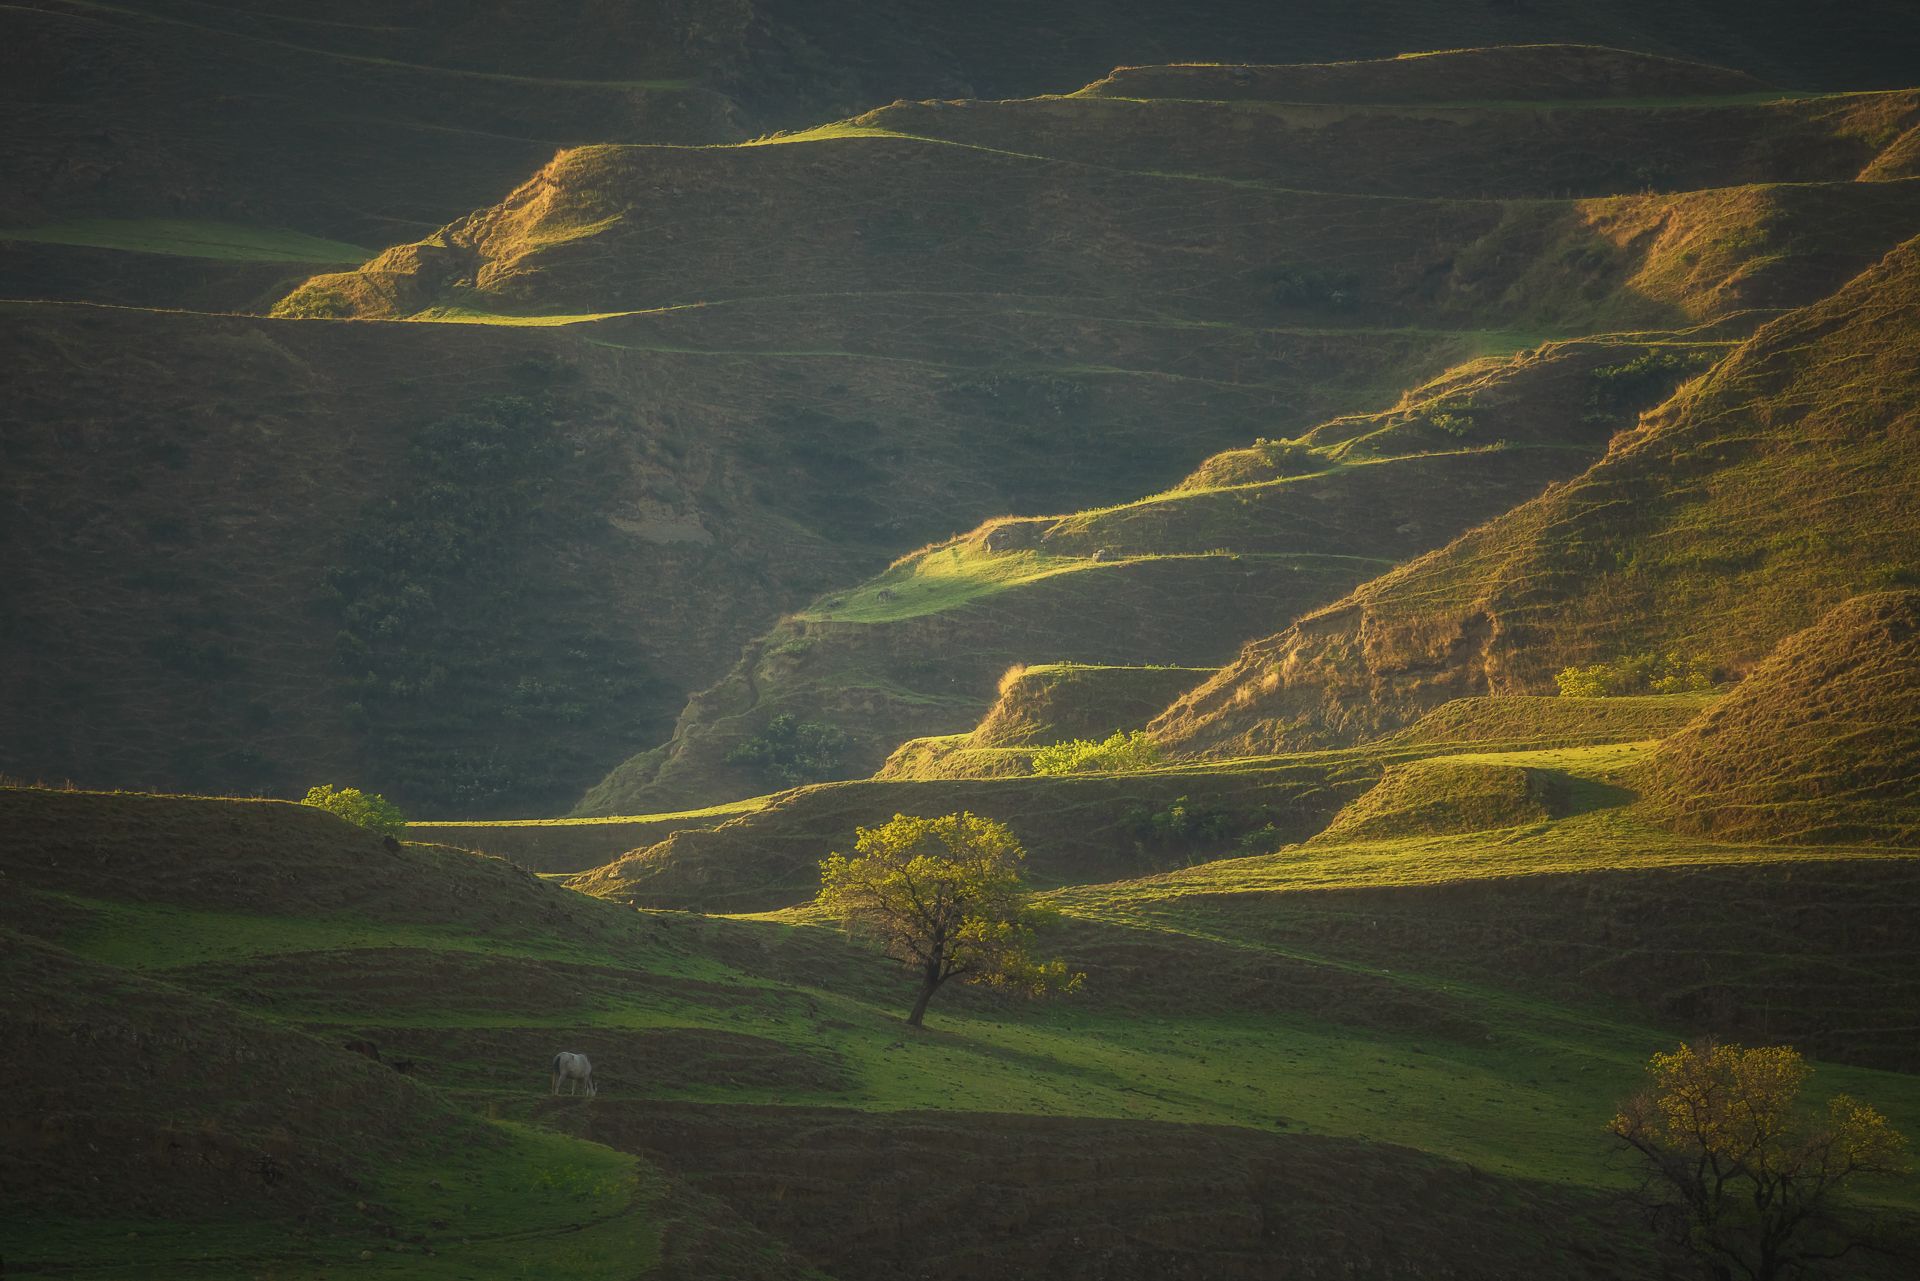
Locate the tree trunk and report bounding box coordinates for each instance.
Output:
[905,964,943,1028]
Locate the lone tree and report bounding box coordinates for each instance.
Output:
[816,812,1081,1028]
[1609,1040,1909,1281]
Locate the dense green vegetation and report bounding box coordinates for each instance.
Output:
[724,714,850,789]
[1030,729,1164,775]
[1554,651,1718,696]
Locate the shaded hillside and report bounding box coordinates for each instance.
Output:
[13,1,1920,251]
[750,3,1920,103]
[0,0,750,246]
[1647,591,1920,844]
[865,79,1920,199]
[0,281,1447,811]
[1152,232,1920,758]
[13,48,1920,818]
[0,931,690,1278]
[537,55,1920,816]
[277,109,1920,329]
[558,1103,1675,1281]
[580,333,1723,813]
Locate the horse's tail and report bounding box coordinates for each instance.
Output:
[551,1053,564,1074]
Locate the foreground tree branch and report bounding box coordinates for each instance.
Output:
[1609,1039,1910,1280]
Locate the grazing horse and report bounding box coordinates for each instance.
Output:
[551,1051,596,1097]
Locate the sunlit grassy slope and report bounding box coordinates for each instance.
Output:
[578,332,1723,814]
[1153,229,1920,759]
[1647,591,1920,845]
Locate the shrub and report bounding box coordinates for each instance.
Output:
[1031,730,1163,775]
[1249,438,1318,475]
[1421,394,1479,439]
[301,784,407,838]
[1555,650,1716,697]
[1120,794,1233,845]
[1582,350,1715,425]
[725,714,848,788]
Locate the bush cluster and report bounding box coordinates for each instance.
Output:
[1031,730,1163,775]
[725,714,848,788]
[1583,350,1714,425]
[1555,650,1716,697]
[1120,794,1230,844]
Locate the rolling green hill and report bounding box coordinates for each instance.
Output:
[8,731,1917,1276]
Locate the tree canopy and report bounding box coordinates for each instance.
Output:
[1608,1040,1909,1281]
[816,812,1080,1027]
[301,784,408,839]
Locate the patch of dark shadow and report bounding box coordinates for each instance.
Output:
[0,888,99,946]
[324,1025,854,1094]
[167,947,781,1020]
[529,1102,1676,1281]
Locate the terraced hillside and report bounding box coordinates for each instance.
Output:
[0,288,1460,812]
[1646,590,1920,845]
[14,3,1920,247]
[580,331,1730,812]
[1151,228,1920,758]
[36,47,1920,812]
[539,53,1920,814]
[0,0,749,249]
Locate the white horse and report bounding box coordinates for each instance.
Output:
[550,1051,596,1097]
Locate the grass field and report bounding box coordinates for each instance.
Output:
[22,816,1918,1200]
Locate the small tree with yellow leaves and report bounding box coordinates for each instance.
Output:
[817,812,1081,1028]
[1609,1040,1909,1281]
